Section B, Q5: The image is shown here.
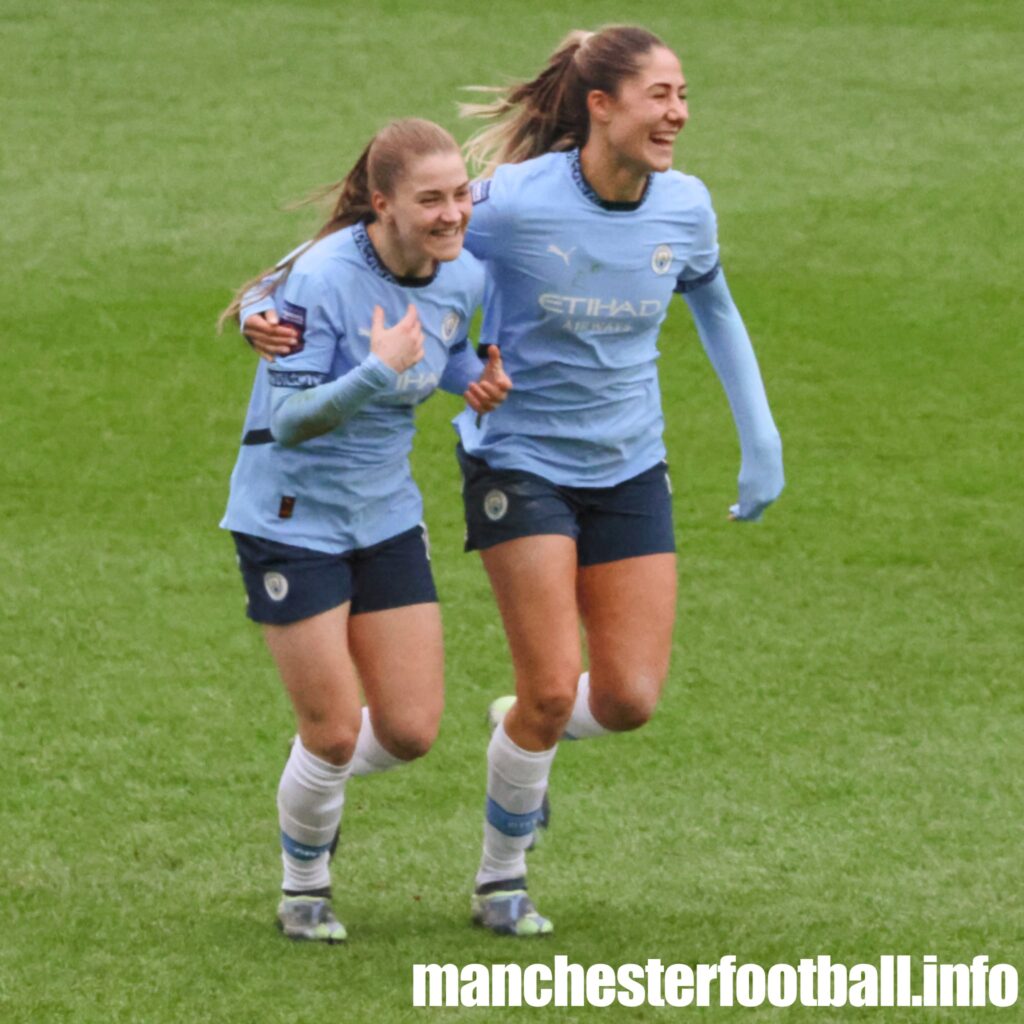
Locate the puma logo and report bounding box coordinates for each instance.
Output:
[547,244,576,266]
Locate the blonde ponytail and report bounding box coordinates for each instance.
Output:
[218,118,458,332]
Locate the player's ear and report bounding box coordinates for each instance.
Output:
[586,89,613,125]
[370,190,390,222]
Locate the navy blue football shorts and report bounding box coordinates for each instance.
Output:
[457,444,676,567]
[232,525,437,625]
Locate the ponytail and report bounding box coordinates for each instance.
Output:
[461,25,665,178]
[218,118,457,333]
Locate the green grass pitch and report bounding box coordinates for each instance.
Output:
[2,1,1021,1020]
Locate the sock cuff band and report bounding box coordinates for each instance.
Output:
[485,797,545,837]
[280,830,335,861]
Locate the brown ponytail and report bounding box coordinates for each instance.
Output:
[462,25,666,178]
[218,118,457,332]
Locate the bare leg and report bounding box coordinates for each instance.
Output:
[576,553,677,731]
[261,605,361,906]
[479,535,582,751]
[262,604,363,764]
[348,601,444,764]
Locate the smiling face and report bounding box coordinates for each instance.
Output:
[371,150,472,277]
[590,46,688,175]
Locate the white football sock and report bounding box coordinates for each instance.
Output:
[350,707,405,777]
[277,735,350,892]
[563,672,612,739]
[476,722,556,888]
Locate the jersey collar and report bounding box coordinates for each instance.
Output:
[566,149,652,212]
[353,221,439,288]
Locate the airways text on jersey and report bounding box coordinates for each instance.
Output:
[539,293,665,335]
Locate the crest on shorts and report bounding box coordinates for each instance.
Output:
[264,572,289,602]
[483,489,509,522]
[651,244,674,275]
[442,310,461,342]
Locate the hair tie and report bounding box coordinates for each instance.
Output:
[573,30,595,63]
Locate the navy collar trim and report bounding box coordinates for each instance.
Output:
[353,221,438,288]
[567,149,652,211]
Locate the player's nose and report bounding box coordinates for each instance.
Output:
[438,199,462,224]
[667,99,687,126]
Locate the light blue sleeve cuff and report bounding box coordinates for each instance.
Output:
[439,340,485,395]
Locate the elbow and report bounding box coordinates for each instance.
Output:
[268,412,301,448]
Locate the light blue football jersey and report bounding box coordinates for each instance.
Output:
[456,149,720,487]
[222,222,485,553]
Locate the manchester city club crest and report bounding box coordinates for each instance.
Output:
[263,572,289,602]
[483,489,509,521]
[442,310,461,342]
[651,244,674,275]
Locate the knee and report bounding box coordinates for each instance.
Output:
[300,720,360,767]
[529,689,576,726]
[378,719,438,763]
[592,676,662,733]
[515,679,578,744]
[602,694,655,732]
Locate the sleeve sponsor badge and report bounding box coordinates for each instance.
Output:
[280,299,307,350]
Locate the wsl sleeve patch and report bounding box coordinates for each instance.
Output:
[267,369,330,389]
[471,179,492,205]
[675,261,722,294]
[279,299,307,349]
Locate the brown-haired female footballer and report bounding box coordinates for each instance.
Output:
[246,27,784,938]
[220,118,509,943]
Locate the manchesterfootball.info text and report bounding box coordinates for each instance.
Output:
[412,955,1018,1009]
